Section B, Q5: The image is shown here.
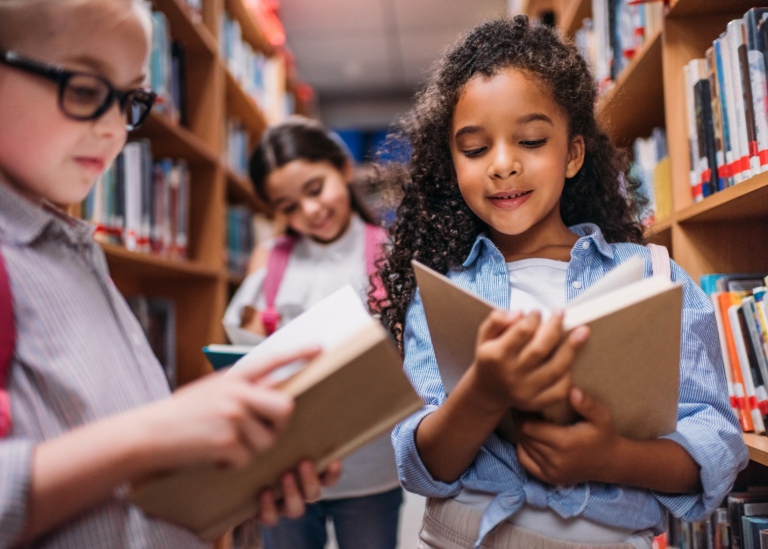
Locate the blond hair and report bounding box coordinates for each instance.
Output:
[0,0,151,51]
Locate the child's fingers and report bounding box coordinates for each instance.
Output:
[569,388,611,427]
[516,444,546,480]
[525,371,572,410]
[296,460,323,502]
[258,489,279,526]
[279,472,306,519]
[319,460,342,487]
[515,310,566,369]
[477,310,523,344]
[240,385,295,431]
[484,311,541,360]
[233,348,322,382]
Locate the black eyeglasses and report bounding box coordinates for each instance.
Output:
[0,50,157,131]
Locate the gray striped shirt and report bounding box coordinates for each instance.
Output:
[0,181,209,548]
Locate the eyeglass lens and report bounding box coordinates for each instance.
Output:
[60,74,152,129]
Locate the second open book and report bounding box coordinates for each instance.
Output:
[413,255,683,441]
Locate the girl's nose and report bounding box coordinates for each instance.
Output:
[302,199,323,217]
[489,146,518,179]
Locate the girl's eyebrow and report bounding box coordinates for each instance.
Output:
[516,113,553,125]
[454,125,482,139]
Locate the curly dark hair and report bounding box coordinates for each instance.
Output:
[378,15,646,348]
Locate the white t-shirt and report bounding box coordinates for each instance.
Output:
[507,257,568,316]
[223,214,400,500]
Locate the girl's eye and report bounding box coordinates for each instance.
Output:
[306,180,324,196]
[462,147,487,158]
[280,204,298,215]
[520,139,547,148]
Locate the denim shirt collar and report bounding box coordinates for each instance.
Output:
[461,222,614,268]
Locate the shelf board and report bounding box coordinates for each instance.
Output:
[675,171,768,224]
[226,168,269,213]
[745,433,768,467]
[136,112,218,165]
[223,65,269,138]
[101,242,221,279]
[598,26,664,146]
[559,0,591,35]
[668,0,761,19]
[153,0,218,55]
[224,0,274,55]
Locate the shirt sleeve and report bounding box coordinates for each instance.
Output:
[391,288,463,498]
[222,268,266,328]
[654,262,749,520]
[0,438,34,547]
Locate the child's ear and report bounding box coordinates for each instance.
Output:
[342,160,354,184]
[566,135,586,178]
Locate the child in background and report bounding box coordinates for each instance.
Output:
[0,0,339,546]
[379,16,748,549]
[224,117,402,549]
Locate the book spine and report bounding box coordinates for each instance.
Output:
[736,22,761,175]
[685,63,703,200]
[720,293,755,431]
[726,21,754,181]
[715,37,737,187]
[730,304,767,433]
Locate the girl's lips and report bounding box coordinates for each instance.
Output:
[487,189,533,209]
[74,157,105,172]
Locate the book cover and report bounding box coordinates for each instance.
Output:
[130,287,422,539]
[412,256,682,441]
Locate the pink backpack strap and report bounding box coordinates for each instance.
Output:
[0,246,15,438]
[647,243,671,281]
[365,224,387,304]
[261,234,298,335]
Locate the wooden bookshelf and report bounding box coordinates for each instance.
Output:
[597,26,664,147]
[541,1,768,472]
[745,434,768,468]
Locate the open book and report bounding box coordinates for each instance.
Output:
[130,286,422,540]
[413,256,682,441]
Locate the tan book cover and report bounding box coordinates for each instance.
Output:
[130,315,422,540]
[412,257,682,441]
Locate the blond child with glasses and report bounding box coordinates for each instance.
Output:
[0,0,339,547]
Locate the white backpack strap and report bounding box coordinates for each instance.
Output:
[647,243,671,281]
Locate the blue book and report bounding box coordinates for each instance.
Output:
[742,515,768,549]
[202,344,252,370]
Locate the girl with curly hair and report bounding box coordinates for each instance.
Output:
[380,15,747,549]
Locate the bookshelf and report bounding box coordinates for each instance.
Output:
[91,0,289,386]
[529,1,768,470]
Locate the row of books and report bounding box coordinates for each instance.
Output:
[219,11,291,124]
[82,139,190,260]
[226,206,256,278]
[700,272,768,435]
[225,119,250,177]
[574,0,664,94]
[127,295,177,390]
[631,127,672,225]
[663,488,768,549]
[683,9,768,202]
[150,11,187,126]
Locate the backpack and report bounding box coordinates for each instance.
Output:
[0,245,15,437]
[260,223,387,335]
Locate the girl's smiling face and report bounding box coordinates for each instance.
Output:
[449,67,585,258]
[264,159,354,243]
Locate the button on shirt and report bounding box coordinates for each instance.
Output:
[392,223,749,549]
[0,181,208,548]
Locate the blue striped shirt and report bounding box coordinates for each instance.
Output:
[392,223,749,547]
